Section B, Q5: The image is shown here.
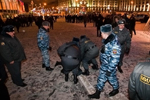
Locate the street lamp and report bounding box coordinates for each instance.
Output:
[44,3,47,6]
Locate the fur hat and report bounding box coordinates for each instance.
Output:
[1,25,14,34]
[118,20,125,24]
[42,21,50,26]
[100,24,112,33]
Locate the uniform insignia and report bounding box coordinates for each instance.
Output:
[140,74,150,85]
[1,42,5,46]
[40,37,43,40]
[85,40,90,43]
[112,49,117,54]
[114,31,118,33]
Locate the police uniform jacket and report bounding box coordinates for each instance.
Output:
[57,42,80,72]
[57,42,80,60]
[37,27,50,51]
[100,33,121,72]
[0,34,26,64]
[128,62,150,100]
[113,26,131,51]
[80,37,99,60]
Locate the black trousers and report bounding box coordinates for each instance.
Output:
[61,57,82,75]
[5,62,23,85]
[0,81,10,100]
[0,62,8,82]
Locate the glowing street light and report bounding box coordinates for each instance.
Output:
[44,3,47,6]
[131,1,133,4]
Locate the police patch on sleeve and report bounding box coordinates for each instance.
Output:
[140,74,150,85]
[1,42,5,46]
[112,49,117,54]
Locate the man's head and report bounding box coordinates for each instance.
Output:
[100,24,112,39]
[42,21,50,30]
[117,19,125,30]
[2,25,15,38]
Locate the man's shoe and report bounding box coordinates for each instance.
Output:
[117,66,123,73]
[17,83,27,87]
[42,64,46,68]
[88,88,101,99]
[46,67,54,71]
[82,69,89,76]
[73,74,78,84]
[109,89,119,96]
[92,64,99,70]
[65,74,69,82]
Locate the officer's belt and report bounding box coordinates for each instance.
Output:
[62,54,78,60]
[85,45,96,52]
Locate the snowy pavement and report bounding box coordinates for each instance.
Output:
[5,17,150,100]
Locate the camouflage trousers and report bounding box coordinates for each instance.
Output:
[97,69,119,91]
[41,50,50,67]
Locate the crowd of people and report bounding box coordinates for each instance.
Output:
[0,12,150,100]
[65,13,137,38]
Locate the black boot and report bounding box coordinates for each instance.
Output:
[109,89,119,96]
[42,64,46,68]
[92,64,99,70]
[65,74,69,82]
[46,67,54,71]
[117,66,123,73]
[73,74,78,84]
[54,61,62,67]
[88,89,101,99]
[82,69,89,76]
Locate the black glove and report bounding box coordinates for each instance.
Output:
[101,45,105,53]
[125,48,130,55]
[49,47,52,51]
[106,71,111,77]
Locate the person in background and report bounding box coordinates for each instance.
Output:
[37,21,53,71]
[113,19,131,73]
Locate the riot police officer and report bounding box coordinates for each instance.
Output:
[37,21,53,71]
[55,37,82,84]
[128,62,150,100]
[113,19,131,73]
[79,35,99,76]
[88,24,121,99]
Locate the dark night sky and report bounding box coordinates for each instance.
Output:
[21,0,58,6]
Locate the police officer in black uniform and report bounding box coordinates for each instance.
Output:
[0,25,27,87]
[113,20,131,73]
[55,37,82,84]
[79,35,99,75]
[128,62,150,100]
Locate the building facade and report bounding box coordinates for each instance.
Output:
[0,0,25,15]
[58,0,150,14]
